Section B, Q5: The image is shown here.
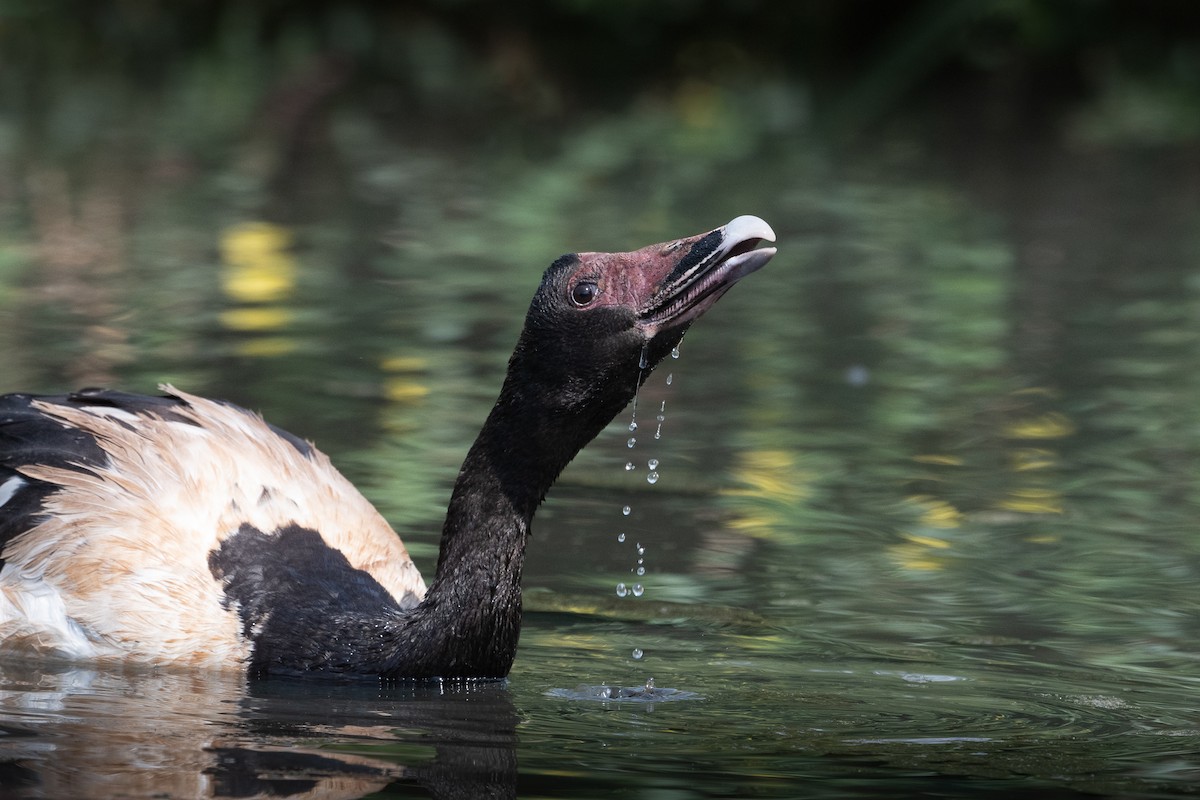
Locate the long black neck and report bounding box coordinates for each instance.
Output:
[375,336,646,679]
[228,302,688,678]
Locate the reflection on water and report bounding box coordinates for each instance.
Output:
[3,635,1199,799]
[0,664,519,799]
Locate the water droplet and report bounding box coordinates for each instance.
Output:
[632,584,644,597]
[628,420,638,432]
[638,345,649,370]
[656,413,665,422]
[599,684,612,699]
[665,373,673,385]
[654,431,661,440]
[622,505,631,516]
[625,462,635,471]
[627,437,636,448]
[646,471,659,484]
[645,677,655,689]
[671,346,680,359]
[647,458,659,470]
[637,544,645,555]
[632,648,644,660]
[636,566,645,576]
[617,533,626,543]
[616,583,628,598]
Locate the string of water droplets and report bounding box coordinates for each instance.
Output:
[614,501,645,604]
[614,343,682,662]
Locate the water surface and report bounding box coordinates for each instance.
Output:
[2,86,1199,798]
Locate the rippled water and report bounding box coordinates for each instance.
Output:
[3,89,1200,796]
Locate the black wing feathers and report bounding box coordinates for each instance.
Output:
[0,387,313,561]
[0,392,112,556]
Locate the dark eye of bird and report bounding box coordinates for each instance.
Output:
[571,281,599,307]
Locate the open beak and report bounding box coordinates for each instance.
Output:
[636,215,776,336]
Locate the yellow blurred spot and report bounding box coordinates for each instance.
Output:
[1012,448,1058,471]
[997,488,1063,514]
[384,378,430,403]
[913,454,963,466]
[721,450,809,504]
[1025,534,1060,544]
[381,355,429,373]
[726,513,778,539]
[907,495,963,529]
[222,261,295,304]
[233,336,297,358]
[922,504,963,528]
[219,222,297,304]
[1006,412,1075,440]
[219,307,292,331]
[902,532,953,549]
[743,450,793,470]
[720,449,809,540]
[221,221,292,261]
[888,542,946,572]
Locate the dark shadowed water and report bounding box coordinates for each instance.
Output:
[2,86,1200,797]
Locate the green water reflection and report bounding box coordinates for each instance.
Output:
[3,6,1200,797]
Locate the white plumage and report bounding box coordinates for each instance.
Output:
[0,386,424,668]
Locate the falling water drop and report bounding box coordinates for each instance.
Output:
[627,437,637,448]
[646,471,659,485]
[638,344,650,370]
[671,346,680,359]
[622,505,631,516]
[617,533,626,543]
[628,420,638,432]
[665,373,673,385]
[625,462,635,471]
[616,583,628,598]
[636,565,645,576]
[647,458,659,470]
[632,584,644,597]
[636,544,645,555]
[632,648,644,660]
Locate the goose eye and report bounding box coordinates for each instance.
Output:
[570,281,599,307]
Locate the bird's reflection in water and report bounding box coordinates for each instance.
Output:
[0,663,518,799]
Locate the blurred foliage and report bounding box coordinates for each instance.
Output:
[4,0,1200,167]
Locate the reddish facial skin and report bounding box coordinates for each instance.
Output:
[559,216,776,338]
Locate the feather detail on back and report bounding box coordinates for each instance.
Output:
[0,385,425,668]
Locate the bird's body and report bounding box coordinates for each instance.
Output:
[0,388,424,668]
[0,216,776,679]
